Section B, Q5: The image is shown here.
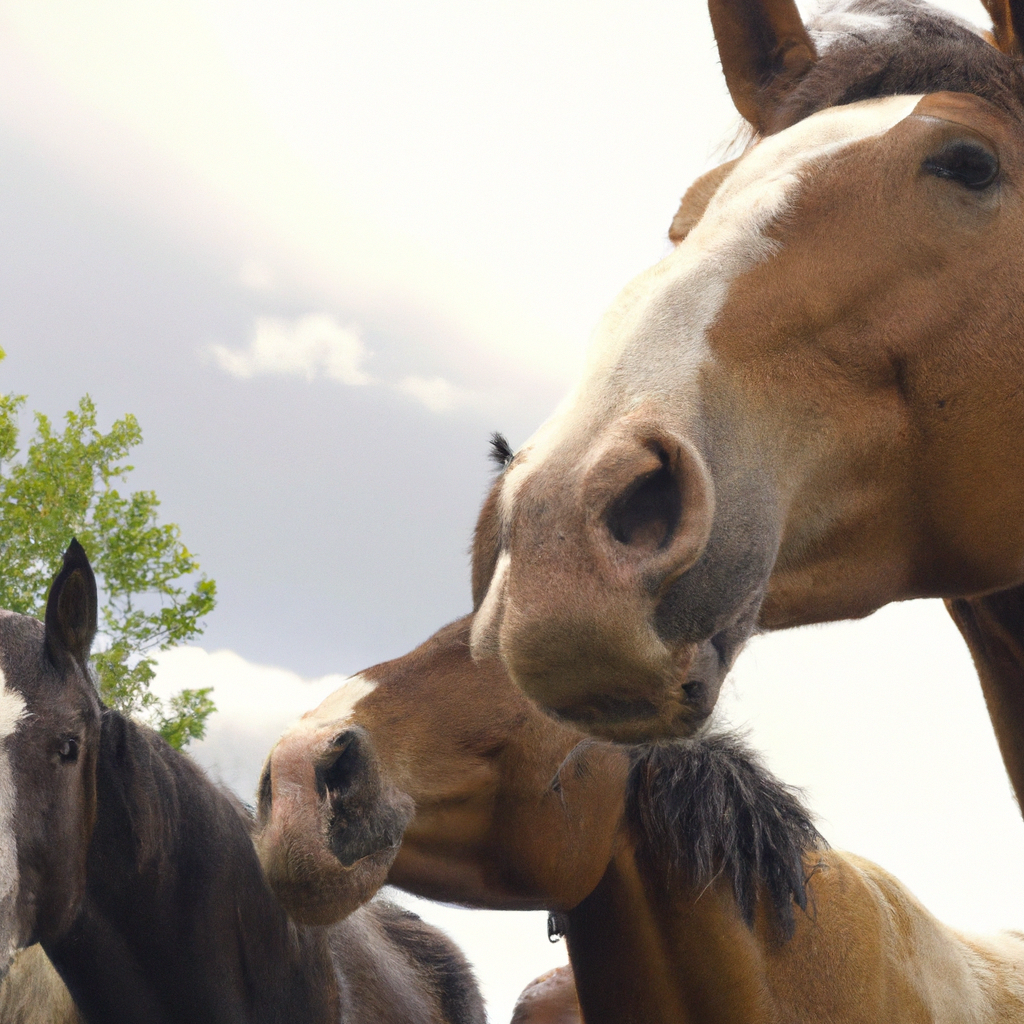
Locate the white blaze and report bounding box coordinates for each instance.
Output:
[0,659,26,972]
[282,673,378,739]
[469,552,511,655]
[499,94,924,520]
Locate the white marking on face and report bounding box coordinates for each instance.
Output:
[498,94,923,527]
[282,673,378,739]
[469,552,510,655]
[0,660,25,970]
[0,678,26,742]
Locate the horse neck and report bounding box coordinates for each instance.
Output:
[46,710,338,1024]
[564,844,771,1024]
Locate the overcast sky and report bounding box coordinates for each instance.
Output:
[3,0,1020,1019]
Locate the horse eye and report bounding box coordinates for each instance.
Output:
[58,737,80,764]
[923,141,999,191]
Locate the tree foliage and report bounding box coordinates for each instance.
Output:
[0,348,217,747]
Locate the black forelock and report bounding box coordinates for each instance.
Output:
[768,0,1024,131]
[627,732,824,939]
[488,432,514,470]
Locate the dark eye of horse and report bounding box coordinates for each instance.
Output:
[923,141,999,191]
[58,737,80,764]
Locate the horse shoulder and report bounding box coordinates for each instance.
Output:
[510,965,580,1024]
[949,930,1024,1018]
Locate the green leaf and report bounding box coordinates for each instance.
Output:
[0,358,217,748]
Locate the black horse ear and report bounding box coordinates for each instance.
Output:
[44,539,98,671]
[981,0,1024,55]
[708,0,818,134]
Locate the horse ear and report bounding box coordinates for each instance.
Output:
[708,0,818,133]
[44,539,98,671]
[980,0,1024,54]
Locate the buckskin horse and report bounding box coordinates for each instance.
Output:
[468,0,1024,801]
[256,616,1024,1024]
[0,541,485,1024]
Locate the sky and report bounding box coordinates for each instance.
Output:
[1,0,1019,1020]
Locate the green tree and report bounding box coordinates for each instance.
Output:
[0,347,217,747]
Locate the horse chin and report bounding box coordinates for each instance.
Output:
[258,828,400,929]
[534,639,726,744]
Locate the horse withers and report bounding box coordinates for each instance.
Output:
[257,616,1024,1024]
[469,0,1024,750]
[0,542,485,1024]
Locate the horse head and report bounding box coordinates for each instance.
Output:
[0,542,101,977]
[470,0,1024,741]
[256,617,627,927]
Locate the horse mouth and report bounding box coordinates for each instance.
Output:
[551,695,661,727]
[335,842,401,871]
[546,682,713,744]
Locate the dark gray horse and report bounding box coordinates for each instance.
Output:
[0,541,484,1024]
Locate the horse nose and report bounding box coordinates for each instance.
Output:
[256,724,400,927]
[585,425,714,592]
[491,416,716,736]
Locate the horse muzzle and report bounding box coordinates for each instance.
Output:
[472,413,720,742]
[256,725,412,927]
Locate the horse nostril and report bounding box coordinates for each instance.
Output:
[605,448,682,551]
[681,680,705,704]
[317,730,362,804]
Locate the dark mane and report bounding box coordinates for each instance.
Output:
[373,903,485,1024]
[488,432,514,470]
[49,709,485,1023]
[769,0,1024,132]
[627,733,824,938]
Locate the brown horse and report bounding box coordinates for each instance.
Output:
[468,0,1024,796]
[257,616,1024,1024]
[1,542,485,1024]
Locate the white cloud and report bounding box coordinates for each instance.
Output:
[151,646,347,798]
[211,321,487,416]
[211,314,371,385]
[396,374,470,414]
